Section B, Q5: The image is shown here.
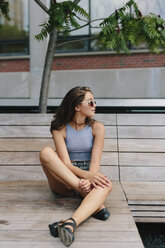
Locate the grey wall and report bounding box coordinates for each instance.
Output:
[0,1,165,107]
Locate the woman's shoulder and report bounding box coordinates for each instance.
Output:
[92,120,105,135]
[52,126,66,139]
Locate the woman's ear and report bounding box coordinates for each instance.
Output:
[75,105,80,112]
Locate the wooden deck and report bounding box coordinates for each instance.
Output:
[0,180,144,248]
[1,113,165,247]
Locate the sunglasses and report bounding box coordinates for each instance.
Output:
[81,100,96,107]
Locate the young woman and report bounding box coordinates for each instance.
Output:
[40,86,113,246]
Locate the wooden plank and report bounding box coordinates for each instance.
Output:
[117,113,165,125]
[95,114,117,125]
[0,165,119,181]
[0,198,128,209]
[0,152,41,165]
[0,114,53,125]
[134,217,165,223]
[0,126,116,138]
[121,181,165,202]
[0,242,144,248]
[0,214,136,232]
[0,126,51,138]
[0,152,118,165]
[119,153,165,166]
[0,138,117,152]
[129,202,165,212]
[0,200,130,211]
[0,114,117,126]
[105,126,117,138]
[121,181,165,195]
[132,211,165,217]
[0,139,54,151]
[120,167,165,181]
[0,241,144,248]
[0,230,142,242]
[118,126,165,138]
[0,181,124,203]
[101,152,118,165]
[129,200,165,205]
[99,166,119,181]
[0,201,131,215]
[0,166,47,181]
[130,205,165,211]
[119,139,165,152]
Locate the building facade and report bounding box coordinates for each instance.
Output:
[0,0,165,109]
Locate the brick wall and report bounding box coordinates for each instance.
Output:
[0,53,165,72]
[52,53,165,70]
[0,59,29,72]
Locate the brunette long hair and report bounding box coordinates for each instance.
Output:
[50,86,95,132]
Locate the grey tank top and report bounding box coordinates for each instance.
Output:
[65,123,94,161]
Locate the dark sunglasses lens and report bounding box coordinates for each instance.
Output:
[89,101,94,106]
[89,101,96,107]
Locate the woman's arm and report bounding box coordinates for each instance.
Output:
[84,121,111,188]
[90,121,105,173]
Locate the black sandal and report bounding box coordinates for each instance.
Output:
[48,221,59,238]
[58,217,77,247]
[92,207,110,220]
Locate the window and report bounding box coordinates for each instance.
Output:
[0,0,29,56]
[56,0,165,53]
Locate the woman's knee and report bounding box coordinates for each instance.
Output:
[101,181,113,194]
[108,181,113,193]
[39,146,55,164]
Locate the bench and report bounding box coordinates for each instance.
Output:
[117,114,165,223]
[0,113,145,248]
[0,113,165,246]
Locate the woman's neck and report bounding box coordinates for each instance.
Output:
[72,119,85,125]
[71,116,86,130]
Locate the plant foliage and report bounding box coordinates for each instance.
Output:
[99,0,165,54]
[35,0,89,41]
[0,0,10,20]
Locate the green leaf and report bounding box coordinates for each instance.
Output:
[0,0,10,20]
[36,0,89,41]
[99,0,165,54]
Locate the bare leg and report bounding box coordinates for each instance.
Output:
[71,184,112,226]
[40,147,82,193]
[40,147,112,224]
[42,165,75,196]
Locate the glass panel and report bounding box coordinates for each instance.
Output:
[57,0,89,35]
[70,0,89,36]
[56,0,89,53]
[137,0,165,19]
[131,0,165,51]
[56,0,165,53]
[56,36,89,53]
[0,0,29,56]
[91,0,128,34]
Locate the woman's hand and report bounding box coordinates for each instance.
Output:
[87,172,111,189]
[78,179,93,193]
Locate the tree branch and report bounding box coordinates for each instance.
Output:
[90,25,101,29]
[74,14,89,23]
[56,35,98,47]
[34,0,49,14]
[74,15,105,24]
[59,17,105,34]
[34,0,81,17]
[59,22,89,34]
